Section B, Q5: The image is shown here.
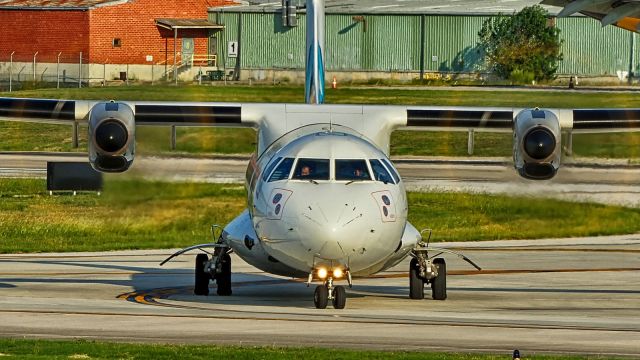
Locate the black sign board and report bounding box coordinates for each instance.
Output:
[47,162,103,192]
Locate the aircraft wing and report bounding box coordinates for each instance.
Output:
[404,106,640,132]
[0,97,247,126]
[3,96,640,178]
[542,0,640,32]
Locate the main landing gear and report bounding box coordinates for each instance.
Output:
[410,229,482,301]
[309,268,351,309]
[194,250,232,296]
[160,224,233,297]
[409,255,447,300]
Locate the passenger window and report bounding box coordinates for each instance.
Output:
[335,159,371,181]
[292,158,330,180]
[381,158,401,184]
[262,157,283,181]
[369,159,394,184]
[269,158,294,182]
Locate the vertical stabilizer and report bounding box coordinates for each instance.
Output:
[305,0,325,104]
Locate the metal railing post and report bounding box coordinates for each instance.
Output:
[564,131,573,157]
[467,129,475,156]
[56,52,61,89]
[78,52,82,88]
[72,122,79,149]
[9,51,14,92]
[170,125,177,150]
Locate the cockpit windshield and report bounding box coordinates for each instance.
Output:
[369,159,394,184]
[292,158,330,180]
[335,159,371,181]
[268,157,294,182]
[380,158,401,184]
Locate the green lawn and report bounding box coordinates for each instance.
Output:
[2,85,640,158]
[2,178,640,253]
[5,85,640,108]
[0,339,626,360]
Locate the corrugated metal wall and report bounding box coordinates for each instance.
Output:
[423,15,490,72]
[210,10,640,76]
[556,17,637,76]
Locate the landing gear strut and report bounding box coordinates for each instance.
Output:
[313,277,347,309]
[409,252,447,300]
[409,228,482,301]
[193,249,232,296]
[160,225,233,297]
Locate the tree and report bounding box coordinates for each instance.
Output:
[478,5,563,83]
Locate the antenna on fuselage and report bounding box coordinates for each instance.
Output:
[305,0,325,105]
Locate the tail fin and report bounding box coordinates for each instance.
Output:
[305,0,325,104]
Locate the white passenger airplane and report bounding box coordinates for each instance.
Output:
[2,0,639,309]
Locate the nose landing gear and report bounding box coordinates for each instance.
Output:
[309,267,350,309]
[312,277,347,309]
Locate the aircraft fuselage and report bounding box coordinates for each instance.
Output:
[221,124,421,279]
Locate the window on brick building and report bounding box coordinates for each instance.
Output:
[112,38,122,47]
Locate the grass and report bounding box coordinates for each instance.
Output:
[2,178,640,253]
[2,85,640,158]
[0,339,628,360]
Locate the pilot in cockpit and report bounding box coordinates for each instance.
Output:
[300,165,312,178]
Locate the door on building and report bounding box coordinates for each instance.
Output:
[209,35,218,67]
[182,38,194,66]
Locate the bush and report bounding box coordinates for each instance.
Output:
[478,5,563,82]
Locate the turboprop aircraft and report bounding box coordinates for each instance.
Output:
[2,0,640,309]
[542,0,640,33]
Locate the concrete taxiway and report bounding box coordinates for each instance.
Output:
[0,235,638,356]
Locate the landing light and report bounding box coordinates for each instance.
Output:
[317,268,328,279]
[333,268,343,278]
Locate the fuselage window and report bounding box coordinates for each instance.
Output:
[262,156,283,182]
[269,157,294,182]
[381,158,401,184]
[335,159,371,181]
[369,159,394,184]
[292,158,330,180]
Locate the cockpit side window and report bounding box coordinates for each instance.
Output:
[381,158,401,184]
[369,159,394,184]
[335,159,371,181]
[268,157,294,182]
[262,157,283,182]
[292,158,330,180]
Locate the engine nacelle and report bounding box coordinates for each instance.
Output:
[88,101,135,172]
[513,108,561,180]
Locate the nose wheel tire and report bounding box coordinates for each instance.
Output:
[409,258,425,300]
[332,285,346,309]
[216,252,232,296]
[314,285,329,309]
[194,253,210,296]
[431,258,447,300]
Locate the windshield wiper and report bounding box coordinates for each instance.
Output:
[345,179,365,185]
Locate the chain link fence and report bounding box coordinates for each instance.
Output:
[0,51,184,91]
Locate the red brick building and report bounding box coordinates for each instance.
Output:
[0,0,235,67]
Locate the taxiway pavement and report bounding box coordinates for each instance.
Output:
[0,236,638,356]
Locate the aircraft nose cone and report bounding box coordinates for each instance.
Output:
[296,189,376,260]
